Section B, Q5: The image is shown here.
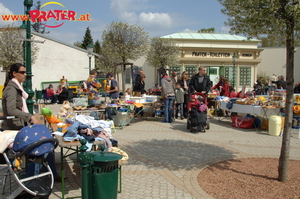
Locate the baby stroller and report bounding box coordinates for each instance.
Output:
[0,120,58,199]
[187,93,210,133]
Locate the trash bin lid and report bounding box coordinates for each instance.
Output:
[91,151,122,162]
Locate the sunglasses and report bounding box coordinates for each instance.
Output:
[17,71,26,74]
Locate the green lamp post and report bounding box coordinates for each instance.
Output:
[232,52,237,89]
[22,0,34,114]
[87,44,94,74]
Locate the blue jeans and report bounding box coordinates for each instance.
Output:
[26,152,58,177]
[175,103,184,118]
[163,96,174,123]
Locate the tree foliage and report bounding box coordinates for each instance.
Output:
[31,1,50,34]
[101,21,149,64]
[218,0,300,182]
[81,27,93,50]
[73,41,82,48]
[197,27,215,33]
[146,37,180,69]
[0,25,39,70]
[94,40,101,54]
[260,35,300,47]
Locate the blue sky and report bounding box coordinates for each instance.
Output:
[0,0,229,44]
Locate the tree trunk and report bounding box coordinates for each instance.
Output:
[278,18,294,182]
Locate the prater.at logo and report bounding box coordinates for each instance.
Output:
[1,1,90,28]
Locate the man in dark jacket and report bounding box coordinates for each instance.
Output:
[189,66,211,94]
[276,75,287,89]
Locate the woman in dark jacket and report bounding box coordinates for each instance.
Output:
[2,63,39,130]
[133,74,146,94]
[133,74,146,116]
[177,71,191,118]
[57,85,69,104]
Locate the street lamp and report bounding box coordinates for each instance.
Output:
[18,1,45,114]
[22,0,34,114]
[87,44,94,74]
[232,52,237,89]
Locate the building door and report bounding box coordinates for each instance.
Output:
[207,67,220,86]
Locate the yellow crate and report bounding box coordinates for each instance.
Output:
[0,85,4,98]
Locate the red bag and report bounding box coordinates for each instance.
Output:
[231,116,254,129]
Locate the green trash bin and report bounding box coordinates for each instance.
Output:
[90,150,122,199]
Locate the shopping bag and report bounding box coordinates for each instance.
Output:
[231,116,254,129]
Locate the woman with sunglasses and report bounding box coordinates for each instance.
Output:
[2,63,39,130]
[1,63,64,182]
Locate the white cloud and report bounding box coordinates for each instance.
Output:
[139,12,172,29]
[110,0,172,31]
[0,3,14,26]
[221,26,230,33]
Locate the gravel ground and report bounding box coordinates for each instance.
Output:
[198,158,300,199]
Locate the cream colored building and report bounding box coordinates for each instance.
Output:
[159,33,263,91]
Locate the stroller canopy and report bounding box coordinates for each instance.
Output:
[13,124,55,156]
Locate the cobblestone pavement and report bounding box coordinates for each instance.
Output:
[1,108,300,198]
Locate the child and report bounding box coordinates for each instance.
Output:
[187,94,201,111]
[174,83,185,119]
[125,88,132,96]
[229,86,237,98]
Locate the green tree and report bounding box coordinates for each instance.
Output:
[94,40,101,54]
[101,21,149,92]
[146,37,179,69]
[73,41,82,48]
[197,27,215,33]
[93,40,102,71]
[31,1,50,34]
[81,27,93,50]
[0,25,39,70]
[218,0,300,182]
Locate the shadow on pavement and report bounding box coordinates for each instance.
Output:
[122,139,235,171]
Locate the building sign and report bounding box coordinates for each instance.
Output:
[241,53,253,57]
[192,52,231,57]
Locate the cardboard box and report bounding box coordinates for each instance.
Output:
[34,113,46,125]
[33,103,45,114]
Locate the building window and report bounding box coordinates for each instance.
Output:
[224,66,233,85]
[169,65,181,75]
[239,67,251,87]
[208,67,218,75]
[185,65,197,76]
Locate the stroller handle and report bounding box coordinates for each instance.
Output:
[16,138,59,158]
[0,116,16,120]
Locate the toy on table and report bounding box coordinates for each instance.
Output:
[41,107,61,124]
[58,101,73,118]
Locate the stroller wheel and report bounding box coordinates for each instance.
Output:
[206,119,210,130]
[187,120,190,129]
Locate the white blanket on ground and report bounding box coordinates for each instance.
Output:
[0,131,19,153]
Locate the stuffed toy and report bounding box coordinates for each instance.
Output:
[58,101,73,118]
[41,107,61,124]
